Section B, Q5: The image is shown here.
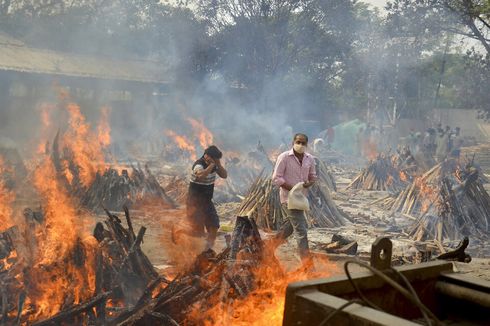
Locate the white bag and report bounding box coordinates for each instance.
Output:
[287,182,310,211]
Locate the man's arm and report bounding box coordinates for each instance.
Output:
[273,155,293,191]
[194,163,216,181]
[303,158,318,188]
[214,159,228,179]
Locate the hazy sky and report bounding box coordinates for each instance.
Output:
[363,0,388,9]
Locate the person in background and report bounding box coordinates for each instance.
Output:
[186,145,227,250]
[451,127,463,157]
[313,138,325,156]
[435,128,450,162]
[272,133,317,266]
[423,128,437,155]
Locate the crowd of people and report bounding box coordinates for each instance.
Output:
[416,124,463,162]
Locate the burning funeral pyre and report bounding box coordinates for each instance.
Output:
[391,158,490,241]
[0,208,158,325]
[347,152,409,192]
[50,130,176,213]
[238,159,347,230]
[1,210,330,325]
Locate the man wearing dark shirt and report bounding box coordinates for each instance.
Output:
[187,145,227,249]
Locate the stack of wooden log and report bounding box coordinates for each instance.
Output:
[214,156,267,203]
[316,158,337,192]
[81,165,176,212]
[50,132,175,212]
[347,153,408,192]
[390,163,445,218]
[112,216,279,325]
[162,175,188,204]
[0,208,158,325]
[238,161,347,230]
[407,167,490,242]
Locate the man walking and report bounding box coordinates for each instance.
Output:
[272,133,317,265]
[187,145,227,249]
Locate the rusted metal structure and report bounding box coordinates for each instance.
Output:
[284,238,489,325]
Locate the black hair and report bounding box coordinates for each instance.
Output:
[204,145,222,159]
[293,133,309,143]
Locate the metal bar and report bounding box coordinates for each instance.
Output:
[435,281,490,308]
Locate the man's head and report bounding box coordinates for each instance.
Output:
[292,133,308,154]
[204,145,222,163]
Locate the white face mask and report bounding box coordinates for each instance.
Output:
[293,143,306,154]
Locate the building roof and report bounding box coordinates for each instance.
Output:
[0,33,170,84]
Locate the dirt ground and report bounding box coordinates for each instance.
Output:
[104,174,490,282]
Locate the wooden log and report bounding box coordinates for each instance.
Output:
[32,292,110,326]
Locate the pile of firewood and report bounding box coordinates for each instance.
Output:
[81,165,177,212]
[390,158,490,241]
[407,169,490,242]
[238,161,347,230]
[112,216,279,325]
[316,158,336,192]
[49,132,175,212]
[347,153,408,192]
[162,175,188,204]
[0,208,158,325]
[391,162,446,217]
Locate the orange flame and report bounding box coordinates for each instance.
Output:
[187,118,214,149]
[399,171,408,182]
[24,156,97,321]
[165,130,197,160]
[0,157,15,231]
[97,106,111,148]
[36,103,55,154]
[413,177,437,214]
[61,103,105,187]
[362,139,378,161]
[188,244,338,325]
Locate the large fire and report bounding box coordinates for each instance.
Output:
[187,117,214,149]
[165,129,197,160]
[192,246,337,326]
[1,96,106,322]
[0,156,15,231]
[61,103,105,187]
[26,157,97,321]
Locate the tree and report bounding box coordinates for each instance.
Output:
[387,0,490,54]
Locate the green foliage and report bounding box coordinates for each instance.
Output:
[0,0,489,119]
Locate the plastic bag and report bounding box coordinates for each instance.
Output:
[287,182,310,211]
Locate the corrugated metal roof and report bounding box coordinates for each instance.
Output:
[0,34,170,84]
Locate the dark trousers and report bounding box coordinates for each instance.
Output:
[276,203,310,260]
[186,194,220,248]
